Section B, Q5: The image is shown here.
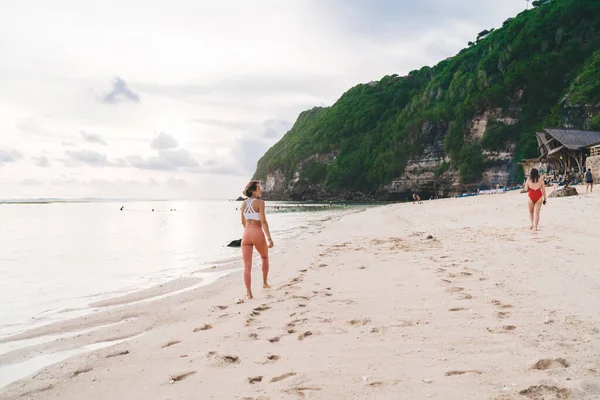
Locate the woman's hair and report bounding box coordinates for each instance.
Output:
[243,180,260,198]
[530,168,540,183]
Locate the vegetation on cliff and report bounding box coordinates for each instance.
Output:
[254,0,600,193]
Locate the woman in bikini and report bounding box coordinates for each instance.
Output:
[240,180,273,299]
[524,168,547,231]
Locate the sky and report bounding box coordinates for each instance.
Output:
[0,0,526,200]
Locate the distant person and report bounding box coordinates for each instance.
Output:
[412,193,421,204]
[120,206,124,211]
[524,168,547,231]
[585,168,594,192]
[240,180,273,300]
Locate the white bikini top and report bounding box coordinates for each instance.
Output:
[243,198,261,221]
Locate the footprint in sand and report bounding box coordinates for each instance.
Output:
[72,367,93,377]
[193,324,213,332]
[298,331,313,341]
[293,295,312,301]
[487,325,517,333]
[285,386,322,397]
[161,340,181,348]
[299,269,308,273]
[367,380,400,388]
[495,311,511,319]
[267,336,281,343]
[215,305,228,311]
[169,371,196,383]
[531,358,570,370]
[248,376,263,384]
[445,370,483,376]
[457,293,473,300]
[266,355,280,362]
[348,319,370,326]
[254,305,271,312]
[446,286,465,293]
[248,333,259,340]
[448,308,466,312]
[491,300,513,309]
[270,372,297,383]
[279,276,304,290]
[287,329,297,334]
[106,350,129,358]
[206,352,240,365]
[448,272,473,278]
[329,299,357,305]
[518,385,570,399]
[287,318,308,328]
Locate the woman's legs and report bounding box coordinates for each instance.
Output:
[242,243,253,298]
[242,226,256,299]
[527,199,534,229]
[242,225,270,298]
[254,238,270,288]
[533,200,543,231]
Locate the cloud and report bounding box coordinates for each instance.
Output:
[262,119,291,139]
[80,130,107,145]
[32,155,51,167]
[102,77,140,104]
[127,148,199,171]
[151,132,179,150]
[0,149,23,165]
[190,118,255,132]
[229,119,292,173]
[138,73,345,102]
[18,178,43,186]
[166,177,190,189]
[194,162,244,176]
[63,150,111,167]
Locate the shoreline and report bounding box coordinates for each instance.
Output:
[1,191,600,399]
[0,206,363,390]
[0,205,360,342]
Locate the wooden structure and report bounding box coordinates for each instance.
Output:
[534,128,600,172]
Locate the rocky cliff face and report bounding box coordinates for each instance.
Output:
[262,109,520,201]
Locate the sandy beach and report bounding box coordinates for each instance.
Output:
[1,188,600,400]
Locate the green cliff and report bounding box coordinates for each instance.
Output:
[253,0,600,200]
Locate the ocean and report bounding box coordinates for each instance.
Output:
[0,200,352,340]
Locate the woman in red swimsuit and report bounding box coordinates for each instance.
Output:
[524,168,547,231]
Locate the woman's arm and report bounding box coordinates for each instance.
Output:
[524,179,530,191]
[258,200,273,248]
[542,182,547,201]
[240,203,246,228]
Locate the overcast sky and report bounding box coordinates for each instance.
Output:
[0,0,525,200]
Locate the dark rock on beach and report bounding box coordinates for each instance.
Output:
[548,186,578,198]
[227,239,242,247]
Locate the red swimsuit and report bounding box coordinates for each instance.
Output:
[528,188,543,203]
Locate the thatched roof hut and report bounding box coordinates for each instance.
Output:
[534,128,600,172]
